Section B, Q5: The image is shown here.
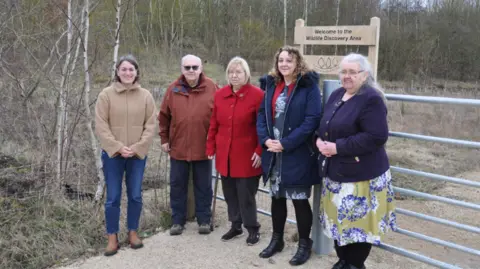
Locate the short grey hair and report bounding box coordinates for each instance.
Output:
[225,56,251,84]
[339,53,386,103]
[181,54,202,66]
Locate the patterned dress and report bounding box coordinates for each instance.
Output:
[319,169,397,246]
[269,85,311,200]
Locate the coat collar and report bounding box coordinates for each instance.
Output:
[221,84,252,98]
[113,82,141,93]
[172,73,209,95]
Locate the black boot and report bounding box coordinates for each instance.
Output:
[289,238,313,266]
[332,259,346,269]
[343,264,366,269]
[246,227,261,246]
[258,232,284,258]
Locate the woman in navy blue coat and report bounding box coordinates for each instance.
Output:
[317,53,397,269]
[257,46,321,266]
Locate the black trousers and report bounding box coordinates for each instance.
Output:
[271,197,313,240]
[335,240,372,268]
[221,175,260,230]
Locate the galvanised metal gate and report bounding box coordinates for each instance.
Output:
[212,80,480,269]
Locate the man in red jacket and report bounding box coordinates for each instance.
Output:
[158,54,218,235]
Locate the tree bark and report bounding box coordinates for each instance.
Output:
[111,0,122,81]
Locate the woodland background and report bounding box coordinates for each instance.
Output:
[1,1,480,268]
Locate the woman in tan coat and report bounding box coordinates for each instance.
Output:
[95,55,156,256]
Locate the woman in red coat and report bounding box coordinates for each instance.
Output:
[206,56,264,246]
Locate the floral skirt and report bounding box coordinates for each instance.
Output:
[319,169,397,246]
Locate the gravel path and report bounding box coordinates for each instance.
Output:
[56,204,432,269]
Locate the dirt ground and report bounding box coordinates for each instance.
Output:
[55,135,479,269]
[56,201,434,269]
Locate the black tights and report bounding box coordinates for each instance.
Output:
[271,197,313,240]
[335,240,372,268]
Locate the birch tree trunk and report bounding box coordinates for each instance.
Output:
[57,0,73,186]
[111,0,122,80]
[283,0,287,45]
[82,0,104,201]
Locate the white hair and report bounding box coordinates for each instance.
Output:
[181,54,202,66]
[340,53,386,103]
[225,56,251,84]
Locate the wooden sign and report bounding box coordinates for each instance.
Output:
[304,55,344,75]
[294,17,380,79]
[295,26,376,46]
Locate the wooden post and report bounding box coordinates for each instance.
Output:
[368,17,380,80]
[295,19,305,55]
[186,165,195,221]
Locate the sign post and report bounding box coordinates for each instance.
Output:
[294,17,380,79]
[295,18,381,256]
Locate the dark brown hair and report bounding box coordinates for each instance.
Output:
[269,46,311,84]
[114,54,140,84]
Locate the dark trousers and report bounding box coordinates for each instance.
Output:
[335,240,372,268]
[221,175,260,230]
[170,158,212,225]
[102,151,146,234]
[271,197,313,240]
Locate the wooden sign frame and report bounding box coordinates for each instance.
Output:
[294,17,380,79]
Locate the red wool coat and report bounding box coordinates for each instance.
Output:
[206,84,264,178]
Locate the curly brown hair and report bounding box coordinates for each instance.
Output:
[269,46,311,84]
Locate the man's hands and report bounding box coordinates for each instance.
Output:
[161,143,170,153]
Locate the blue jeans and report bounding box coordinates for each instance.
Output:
[170,158,212,225]
[102,151,147,234]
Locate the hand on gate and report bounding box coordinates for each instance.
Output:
[251,152,261,168]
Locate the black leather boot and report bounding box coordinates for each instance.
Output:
[258,232,284,258]
[289,238,313,266]
[343,264,366,269]
[332,259,346,269]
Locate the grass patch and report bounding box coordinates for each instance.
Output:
[0,197,104,269]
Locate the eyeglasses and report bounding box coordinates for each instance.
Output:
[183,65,199,71]
[339,70,364,76]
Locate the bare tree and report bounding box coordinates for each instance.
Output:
[79,0,104,201]
[284,0,287,45]
[56,0,73,185]
[111,0,122,80]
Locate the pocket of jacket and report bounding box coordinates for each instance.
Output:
[338,156,360,177]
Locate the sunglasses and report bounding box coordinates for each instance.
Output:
[183,65,199,71]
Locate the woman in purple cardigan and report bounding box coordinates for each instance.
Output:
[316,53,397,269]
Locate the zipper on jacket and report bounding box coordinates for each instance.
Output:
[125,90,129,147]
[264,78,274,182]
[276,77,301,178]
[265,77,301,182]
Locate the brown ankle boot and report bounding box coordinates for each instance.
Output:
[104,234,120,256]
[128,231,144,249]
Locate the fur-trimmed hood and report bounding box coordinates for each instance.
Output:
[259,71,320,91]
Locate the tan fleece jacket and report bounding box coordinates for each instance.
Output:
[95,82,156,159]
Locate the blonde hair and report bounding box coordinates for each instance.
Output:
[225,56,251,84]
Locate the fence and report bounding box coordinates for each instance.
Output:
[212,80,480,269]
